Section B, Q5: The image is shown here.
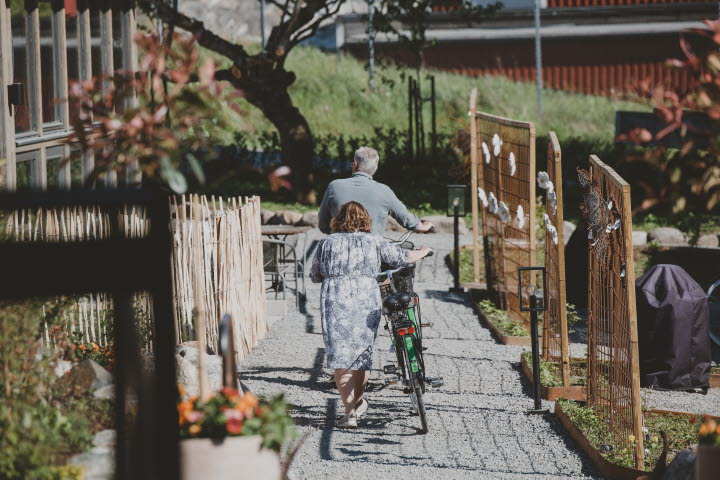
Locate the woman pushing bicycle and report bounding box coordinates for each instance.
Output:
[309,201,433,429]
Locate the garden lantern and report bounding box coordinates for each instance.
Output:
[447,185,466,292]
[518,266,548,413]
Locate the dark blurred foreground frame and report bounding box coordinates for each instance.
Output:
[0,188,178,480]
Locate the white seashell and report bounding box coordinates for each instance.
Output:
[537,171,550,189]
[478,188,488,208]
[588,230,593,240]
[509,152,516,176]
[548,190,557,215]
[492,133,503,156]
[612,219,621,230]
[516,204,525,229]
[543,213,551,227]
[546,180,555,194]
[620,268,626,278]
[498,201,510,223]
[549,225,559,245]
[482,142,491,164]
[607,201,613,210]
[488,192,498,214]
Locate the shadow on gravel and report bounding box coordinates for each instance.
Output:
[423,290,472,305]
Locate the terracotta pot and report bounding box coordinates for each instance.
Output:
[695,445,720,480]
[181,435,281,480]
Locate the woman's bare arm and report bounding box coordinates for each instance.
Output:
[406,246,432,263]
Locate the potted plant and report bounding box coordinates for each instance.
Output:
[696,417,720,480]
[178,388,295,480]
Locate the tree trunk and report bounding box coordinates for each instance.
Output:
[247,87,316,204]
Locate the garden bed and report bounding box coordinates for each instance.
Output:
[471,299,531,347]
[556,399,715,479]
[520,353,586,401]
[711,367,720,389]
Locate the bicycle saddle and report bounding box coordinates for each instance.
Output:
[383,292,413,312]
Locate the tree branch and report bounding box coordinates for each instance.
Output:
[288,0,343,50]
[137,0,248,61]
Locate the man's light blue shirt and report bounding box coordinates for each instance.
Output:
[318,172,420,235]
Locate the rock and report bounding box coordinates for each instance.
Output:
[178,340,214,355]
[61,359,113,392]
[176,344,223,399]
[93,385,114,400]
[269,210,303,226]
[69,446,114,480]
[385,215,404,233]
[563,221,576,246]
[696,234,719,248]
[298,211,319,228]
[420,215,468,235]
[648,227,688,246]
[260,209,275,225]
[93,430,116,449]
[662,445,696,480]
[52,359,73,378]
[632,230,648,248]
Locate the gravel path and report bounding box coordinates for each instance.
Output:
[241,230,604,479]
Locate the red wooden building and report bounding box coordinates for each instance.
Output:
[338,1,718,96]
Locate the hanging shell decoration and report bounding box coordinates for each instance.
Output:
[516,204,525,229]
[548,224,559,245]
[509,152,516,176]
[548,190,557,215]
[492,133,503,156]
[498,201,511,223]
[537,171,551,190]
[488,192,498,214]
[543,213,551,228]
[482,142,491,164]
[478,187,488,208]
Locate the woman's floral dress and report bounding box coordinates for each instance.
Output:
[310,232,408,370]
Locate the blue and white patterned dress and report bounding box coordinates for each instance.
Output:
[310,232,408,370]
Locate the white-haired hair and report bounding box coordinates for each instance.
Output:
[354,146,379,175]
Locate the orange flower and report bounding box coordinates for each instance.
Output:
[177,401,193,425]
[226,418,243,435]
[92,342,100,351]
[188,424,202,435]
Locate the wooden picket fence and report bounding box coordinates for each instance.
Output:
[3,195,267,361]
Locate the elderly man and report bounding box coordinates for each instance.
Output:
[319,146,434,235]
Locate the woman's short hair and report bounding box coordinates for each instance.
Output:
[330,201,372,233]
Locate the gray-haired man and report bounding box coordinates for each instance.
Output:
[318,146,434,235]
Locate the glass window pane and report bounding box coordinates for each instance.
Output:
[47,146,64,190]
[10,1,30,133]
[15,150,38,189]
[40,13,56,124]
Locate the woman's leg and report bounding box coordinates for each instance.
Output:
[353,370,370,406]
[334,369,356,416]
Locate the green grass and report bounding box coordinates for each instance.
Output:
[215,46,646,141]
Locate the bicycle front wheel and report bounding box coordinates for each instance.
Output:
[412,379,428,434]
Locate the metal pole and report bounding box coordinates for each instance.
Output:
[260,0,266,49]
[533,0,543,117]
[368,0,375,93]
[530,293,543,411]
[430,75,436,157]
[453,205,461,291]
[407,78,413,161]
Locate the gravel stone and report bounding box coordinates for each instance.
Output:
[648,227,688,246]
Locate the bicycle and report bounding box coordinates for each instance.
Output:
[377,231,443,434]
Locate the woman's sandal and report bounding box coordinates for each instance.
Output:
[336,411,358,429]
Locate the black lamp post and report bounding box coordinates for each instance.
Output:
[518,266,548,414]
[447,185,466,293]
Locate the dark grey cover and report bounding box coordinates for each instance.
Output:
[635,264,710,390]
[564,222,589,308]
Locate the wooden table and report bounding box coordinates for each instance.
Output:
[261,225,313,238]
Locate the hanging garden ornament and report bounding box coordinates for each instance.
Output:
[548,190,557,215]
[620,268,626,278]
[492,133,503,156]
[546,180,555,194]
[543,213,551,228]
[605,218,621,234]
[537,171,551,190]
[498,201,511,223]
[509,152,516,176]
[482,142,491,164]
[607,200,613,211]
[548,224,559,245]
[516,204,525,229]
[478,187,488,208]
[488,192,498,214]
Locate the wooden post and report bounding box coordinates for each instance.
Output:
[468,89,480,284]
[549,132,570,387]
[192,196,211,401]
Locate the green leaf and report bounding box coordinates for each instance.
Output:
[185,153,205,184]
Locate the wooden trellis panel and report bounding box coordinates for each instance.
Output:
[586,155,644,469]
[472,109,536,325]
[541,132,570,386]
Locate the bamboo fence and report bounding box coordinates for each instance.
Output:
[3,195,267,361]
[541,132,570,386]
[470,100,536,326]
[584,156,644,469]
